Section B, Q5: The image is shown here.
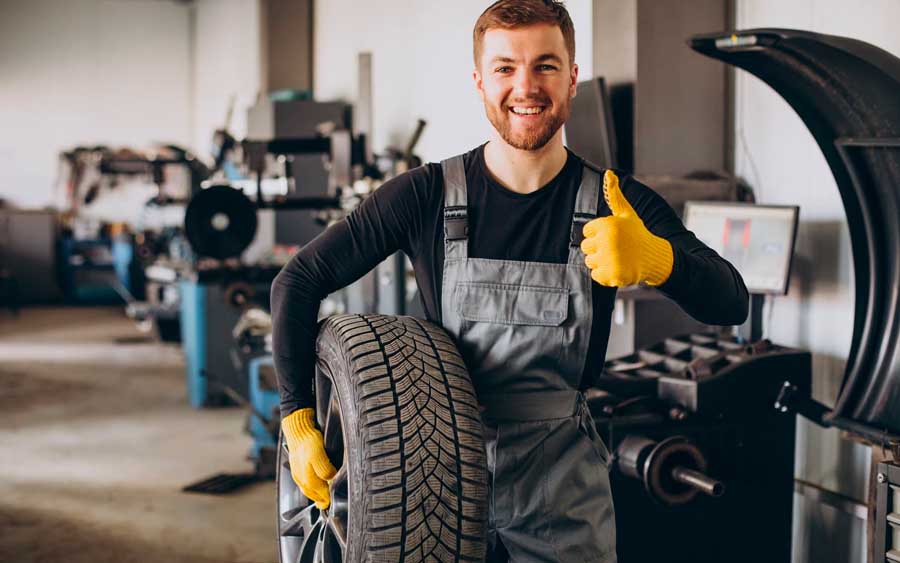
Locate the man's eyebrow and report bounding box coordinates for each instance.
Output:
[488,53,564,65]
[534,53,564,64]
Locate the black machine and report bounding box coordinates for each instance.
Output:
[587,28,900,562]
[589,198,805,562]
[179,110,428,408]
[178,110,429,493]
[179,129,357,407]
[593,335,810,562]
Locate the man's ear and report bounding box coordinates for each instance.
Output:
[569,62,579,98]
[473,68,485,100]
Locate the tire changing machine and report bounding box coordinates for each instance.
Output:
[587,200,805,563]
[593,336,810,562]
[593,27,900,563]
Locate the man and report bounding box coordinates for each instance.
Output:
[271,1,749,561]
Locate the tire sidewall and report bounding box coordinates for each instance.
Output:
[316,326,367,563]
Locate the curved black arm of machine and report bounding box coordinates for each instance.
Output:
[775,380,900,458]
[689,28,900,435]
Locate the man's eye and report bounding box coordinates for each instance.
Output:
[495,66,513,73]
[537,64,557,71]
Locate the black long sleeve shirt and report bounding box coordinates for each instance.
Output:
[271,144,749,416]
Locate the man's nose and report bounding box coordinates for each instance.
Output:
[512,69,539,97]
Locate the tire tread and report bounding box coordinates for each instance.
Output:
[318,314,488,563]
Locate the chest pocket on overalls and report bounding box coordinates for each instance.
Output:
[456,282,569,325]
[454,282,570,377]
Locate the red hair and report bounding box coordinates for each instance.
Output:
[473,0,576,67]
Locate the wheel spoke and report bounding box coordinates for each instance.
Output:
[313,523,327,563]
[328,465,349,549]
[280,504,318,537]
[326,517,347,552]
[281,538,300,563]
[299,520,324,563]
[330,464,348,504]
[322,525,343,563]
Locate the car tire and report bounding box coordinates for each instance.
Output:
[276,314,489,562]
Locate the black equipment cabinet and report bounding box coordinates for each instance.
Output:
[602,413,797,562]
[873,461,900,562]
[591,334,812,563]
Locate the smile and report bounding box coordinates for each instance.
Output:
[509,106,546,115]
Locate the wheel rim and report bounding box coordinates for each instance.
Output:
[277,368,347,563]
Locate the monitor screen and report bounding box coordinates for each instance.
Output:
[683,202,799,295]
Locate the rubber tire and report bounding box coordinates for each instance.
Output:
[282,313,489,562]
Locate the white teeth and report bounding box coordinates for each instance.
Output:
[510,106,544,115]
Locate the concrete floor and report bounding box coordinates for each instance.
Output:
[0,307,276,563]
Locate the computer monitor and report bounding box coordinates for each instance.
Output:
[683,202,799,295]
[565,77,617,168]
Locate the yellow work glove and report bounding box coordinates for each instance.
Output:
[581,170,674,287]
[281,407,337,509]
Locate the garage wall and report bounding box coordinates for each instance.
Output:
[733,2,900,562]
[312,0,592,163]
[592,0,636,85]
[0,0,193,209]
[191,0,261,160]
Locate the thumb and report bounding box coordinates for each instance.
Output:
[603,170,634,217]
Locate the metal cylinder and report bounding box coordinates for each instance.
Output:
[614,435,726,506]
[672,466,725,497]
[614,435,657,481]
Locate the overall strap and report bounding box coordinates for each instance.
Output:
[569,164,602,262]
[441,155,468,259]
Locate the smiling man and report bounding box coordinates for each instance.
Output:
[271,1,749,561]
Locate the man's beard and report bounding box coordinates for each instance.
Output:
[485,96,571,151]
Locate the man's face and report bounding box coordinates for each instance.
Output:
[474,24,578,151]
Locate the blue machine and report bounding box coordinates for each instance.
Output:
[179,280,209,408]
[180,275,279,476]
[179,269,279,408]
[248,355,280,476]
[59,236,133,303]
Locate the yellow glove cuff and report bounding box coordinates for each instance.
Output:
[641,233,674,286]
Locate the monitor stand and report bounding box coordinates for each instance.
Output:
[737,293,765,343]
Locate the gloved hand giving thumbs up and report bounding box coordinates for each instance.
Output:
[580,170,674,287]
[281,407,337,509]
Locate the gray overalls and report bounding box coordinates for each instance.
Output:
[440,155,617,562]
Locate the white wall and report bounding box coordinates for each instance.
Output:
[313,0,592,162]
[191,0,261,160]
[734,2,900,561]
[0,0,192,209]
[592,0,636,85]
